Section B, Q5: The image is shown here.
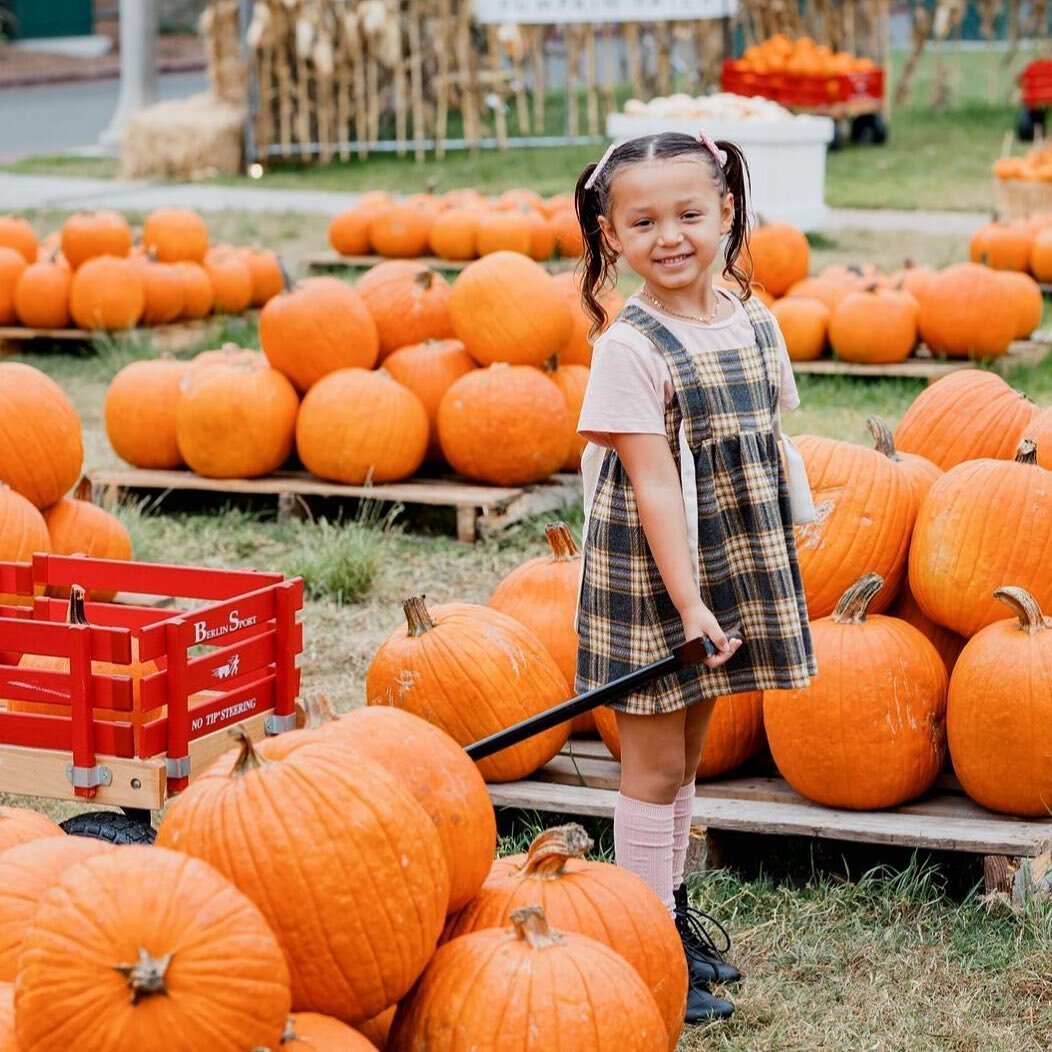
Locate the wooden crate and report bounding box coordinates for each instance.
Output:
[88,467,583,543]
[792,338,1051,385]
[305,251,578,276]
[489,740,1052,904]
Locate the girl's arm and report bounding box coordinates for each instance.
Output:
[610,432,741,669]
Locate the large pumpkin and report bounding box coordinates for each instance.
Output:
[141,207,209,262]
[0,836,115,981]
[365,596,570,783]
[14,256,72,329]
[105,358,191,470]
[355,261,455,360]
[203,250,253,315]
[442,824,686,1051]
[968,219,1032,271]
[917,263,1017,359]
[793,434,915,616]
[156,734,449,1023]
[0,362,83,510]
[0,807,63,856]
[998,270,1044,340]
[0,485,50,567]
[947,587,1052,817]
[69,254,145,331]
[15,846,291,1052]
[449,252,573,367]
[428,207,480,261]
[260,277,380,392]
[763,574,947,810]
[888,581,965,678]
[893,370,1037,471]
[0,248,27,326]
[546,362,589,472]
[59,210,132,269]
[296,368,428,484]
[829,287,917,364]
[437,364,572,486]
[745,222,809,297]
[0,216,37,264]
[909,439,1052,637]
[278,1013,378,1050]
[132,257,185,325]
[1026,405,1052,471]
[0,982,12,1052]
[865,416,942,507]
[770,296,829,362]
[550,271,625,367]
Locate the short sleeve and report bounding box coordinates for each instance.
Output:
[772,319,800,411]
[577,328,671,448]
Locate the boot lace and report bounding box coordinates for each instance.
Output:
[678,902,732,961]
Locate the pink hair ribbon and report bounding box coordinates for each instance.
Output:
[584,142,618,190]
[698,131,727,168]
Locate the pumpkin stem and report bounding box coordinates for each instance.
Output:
[279,1018,298,1044]
[542,353,559,373]
[302,690,338,729]
[510,906,563,949]
[230,726,268,777]
[993,587,1051,634]
[865,416,900,461]
[831,573,884,624]
[414,268,436,290]
[73,476,94,503]
[544,522,580,561]
[114,947,172,1005]
[523,823,593,877]
[1015,438,1038,465]
[402,595,436,637]
[67,584,89,627]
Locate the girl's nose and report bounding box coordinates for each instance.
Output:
[657,225,684,246]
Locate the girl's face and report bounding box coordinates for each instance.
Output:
[598,156,733,302]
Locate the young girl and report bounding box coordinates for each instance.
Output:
[573,132,816,1024]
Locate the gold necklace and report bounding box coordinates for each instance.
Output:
[640,286,723,324]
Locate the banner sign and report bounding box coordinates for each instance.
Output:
[471,0,737,25]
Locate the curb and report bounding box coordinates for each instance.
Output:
[0,58,207,90]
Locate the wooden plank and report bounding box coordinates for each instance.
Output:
[305,251,578,276]
[186,710,273,781]
[0,742,167,809]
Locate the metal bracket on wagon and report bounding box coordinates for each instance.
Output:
[265,713,298,734]
[165,756,191,779]
[66,763,112,789]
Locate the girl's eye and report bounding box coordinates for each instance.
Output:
[633,219,652,228]
[683,212,701,220]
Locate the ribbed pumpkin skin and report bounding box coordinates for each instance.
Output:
[0,982,12,1052]
[43,493,132,563]
[793,435,915,617]
[0,487,50,564]
[888,581,965,677]
[156,738,450,1023]
[60,210,132,269]
[355,1007,393,1049]
[141,207,209,263]
[296,368,429,484]
[105,359,190,469]
[260,277,379,392]
[547,364,589,471]
[365,600,570,783]
[389,912,668,1052]
[893,371,1037,470]
[450,252,573,366]
[355,262,455,361]
[764,578,947,810]
[909,453,1052,637]
[947,591,1052,816]
[280,1013,379,1050]
[0,807,63,856]
[15,847,291,1052]
[14,259,72,328]
[917,263,1017,359]
[0,836,115,981]
[438,365,572,486]
[1027,406,1052,471]
[441,827,686,1051]
[829,288,917,364]
[866,416,942,508]
[593,691,765,779]
[176,364,299,479]
[999,270,1044,340]
[0,362,83,509]
[69,255,145,331]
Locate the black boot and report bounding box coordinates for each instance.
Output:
[685,977,734,1024]
[674,884,742,986]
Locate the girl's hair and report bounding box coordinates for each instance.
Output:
[573,133,753,337]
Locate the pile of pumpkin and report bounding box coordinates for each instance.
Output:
[106,252,624,488]
[746,222,1044,364]
[0,362,132,574]
[0,210,282,331]
[993,142,1052,184]
[728,33,879,77]
[328,187,583,263]
[965,214,1052,282]
[0,711,684,1051]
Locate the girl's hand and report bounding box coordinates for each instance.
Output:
[682,605,743,670]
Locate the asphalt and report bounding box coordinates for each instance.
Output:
[1,172,989,236]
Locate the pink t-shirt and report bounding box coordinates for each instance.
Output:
[578,289,799,448]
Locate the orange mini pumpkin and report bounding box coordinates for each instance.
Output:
[746,222,809,297]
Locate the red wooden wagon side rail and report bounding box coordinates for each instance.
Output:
[0,554,303,809]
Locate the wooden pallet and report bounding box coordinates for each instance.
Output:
[489,740,1052,904]
[305,251,578,276]
[0,316,252,358]
[792,338,1050,385]
[88,467,582,543]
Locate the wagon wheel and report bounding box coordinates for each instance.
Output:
[61,810,156,845]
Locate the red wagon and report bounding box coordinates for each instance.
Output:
[0,554,302,840]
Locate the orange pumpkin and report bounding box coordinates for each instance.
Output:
[865,416,942,508]
[0,981,12,1052]
[13,256,72,329]
[770,296,829,361]
[355,261,455,360]
[141,207,210,262]
[0,807,63,857]
[428,207,479,261]
[278,1014,378,1050]
[888,580,965,677]
[1026,405,1052,471]
[240,247,285,307]
[296,367,428,484]
[260,277,379,392]
[947,587,1052,817]
[366,596,570,783]
[829,287,917,363]
[549,208,585,257]
[746,223,810,297]
[550,271,625,367]
[909,439,1052,637]
[764,574,947,809]
[546,362,589,471]
[441,824,687,1051]
[59,211,132,269]
[0,485,50,573]
[917,263,1017,359]
[105,358,192,469]
[0,216,37,264]
[784,275,856,313]
[998,269,1044,340]
[329,209,374,257]
[369,203,435,258]
[69,255,145,331]
[474,208,533,257]
[438,364,572,486]
[204,250,253,314]
[356,1008,394,1050]
[381,338,476,462]
[0,247,28,325]
[15,846,291,1052]
[173,261,214,319]
[968,220,1033,271]
[1028,225,1052,282]
[132,258,185,326]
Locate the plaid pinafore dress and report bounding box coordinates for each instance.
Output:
[575,296,816,714]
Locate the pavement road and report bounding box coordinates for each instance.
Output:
[0,71,209,161]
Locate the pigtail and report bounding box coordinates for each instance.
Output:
[717,141,753,301]
[574,166,619,340]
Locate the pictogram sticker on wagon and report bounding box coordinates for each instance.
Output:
[211,654,241,681]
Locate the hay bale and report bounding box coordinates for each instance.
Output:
[120,92,244,180]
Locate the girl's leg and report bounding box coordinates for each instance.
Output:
[615,708,688,914]
[674,698,716,889]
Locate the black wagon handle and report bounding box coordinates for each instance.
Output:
[465,629,742,762]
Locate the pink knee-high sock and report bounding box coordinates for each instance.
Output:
[614,792,676,915]
[672,780,697,891]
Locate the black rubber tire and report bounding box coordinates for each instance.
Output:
[60,810,156,845]
[850,113,888,146]
[1018,107,1044,142]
